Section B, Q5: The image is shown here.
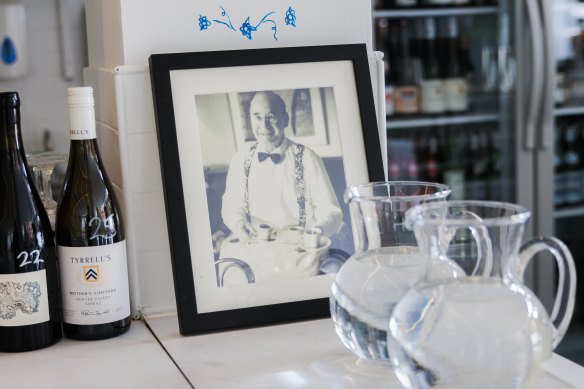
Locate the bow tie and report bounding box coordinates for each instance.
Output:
[257,152,282,164]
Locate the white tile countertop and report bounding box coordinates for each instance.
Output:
[5,315,584,388]
[145,314,584,389]
[0,320,190,389]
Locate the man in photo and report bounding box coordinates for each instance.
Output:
[221,90,343,244]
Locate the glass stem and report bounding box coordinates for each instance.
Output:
[42,169,56,206]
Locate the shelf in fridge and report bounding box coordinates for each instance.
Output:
[372,6,498,19]
[554,106,584,118]
[555,205,584,219]
[386,88,501,130]
[387,112,499,130]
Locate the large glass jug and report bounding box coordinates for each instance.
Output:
[330,181,451,362]
[389,201,577,388]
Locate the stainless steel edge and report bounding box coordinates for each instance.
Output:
[515,0,537,296]
[524,0,545,150]
[532,0,559,312]
[539,0,555,150]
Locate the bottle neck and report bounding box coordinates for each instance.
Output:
[0,106,25,155]
[68,138,100,163]
[67,103,101,165]
[423,18,436,40]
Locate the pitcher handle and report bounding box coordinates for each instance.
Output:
[444,210,493,277]
[467,224,493,277]
[519,236,577,349]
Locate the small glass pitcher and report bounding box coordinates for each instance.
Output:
[389,201,576,388]
[330,181,451,363]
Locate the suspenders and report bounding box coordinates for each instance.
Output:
[243,143,258,223]
[294,144,306,228]
[243,142,306,228]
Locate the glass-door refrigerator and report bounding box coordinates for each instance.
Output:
[372,0,584,366]
[548,0,584,365]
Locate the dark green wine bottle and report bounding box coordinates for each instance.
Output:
[56,87,131,340]
[0,91,62,351]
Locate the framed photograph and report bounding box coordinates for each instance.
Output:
[149,44,384,335]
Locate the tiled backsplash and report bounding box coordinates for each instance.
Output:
[0,0,87,153]
[83,0,383,319]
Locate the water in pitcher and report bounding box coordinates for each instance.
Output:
[388,277,553,388]
[330,246,427,362]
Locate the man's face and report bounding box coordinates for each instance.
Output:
[249,93,288,151]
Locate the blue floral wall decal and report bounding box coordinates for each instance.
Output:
[198,15,212,30]
[240,13,276,40]
[211,6,236,31]
[285,7,296,27]
[198,6,297,41]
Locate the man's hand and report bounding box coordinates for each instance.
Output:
[235,220,257,241]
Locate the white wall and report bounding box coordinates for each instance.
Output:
[0,0,87,153]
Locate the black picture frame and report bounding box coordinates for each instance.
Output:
[149,44,384,335]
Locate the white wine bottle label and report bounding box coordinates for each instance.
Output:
[444,170,465,200]
[0,270,50,327]
[58,240,130,325]
[394,86,419,114]
[420,80,445,114]
[385,85,394,116]
[68,106,96,140]
[444,78,469,112]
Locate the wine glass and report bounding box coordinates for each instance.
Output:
[26,152,69,230]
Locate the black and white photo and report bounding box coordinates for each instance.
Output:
[198,88,354,287]
[149,45,383,334]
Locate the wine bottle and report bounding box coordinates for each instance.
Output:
[443,127,466,200]
[395,0,418,7]
[377,19,394,116]
[404,132,419,180]
[443,16,469,112]
[486,128,503,201]
[425,133,442,183]
[467,129,489,200]
[554,122,567,208]
[420,17,446,114]
[577,124,584,203]
[415,129,429,181]
[563,123,584,206]
[0,91,62,351]
[394,19,420,115]
[56,87,131,340]
[410,18,425,64]
[555,60,569,106]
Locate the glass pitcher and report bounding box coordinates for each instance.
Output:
[389,201,577,388]
[330,181,451,363]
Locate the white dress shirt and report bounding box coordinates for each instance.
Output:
[222,138,343,238]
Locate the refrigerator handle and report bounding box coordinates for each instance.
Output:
[523,0,545,150]
[539,0,555,149]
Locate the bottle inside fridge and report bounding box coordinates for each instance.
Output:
[374,2,510,205]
